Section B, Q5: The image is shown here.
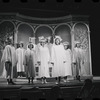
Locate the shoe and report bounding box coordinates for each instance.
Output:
[63,79,67,83]
[28,78,30,83]
[55,82,59,84]
[9,79,15,85]
[44,80,47,84]
[7,79,10,84]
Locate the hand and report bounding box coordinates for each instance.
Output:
[51,62,54,65]
[63,61,66,63]
[73,62,76,65]
[37,61,41,65]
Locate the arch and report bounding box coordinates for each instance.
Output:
[17,23,34,49]
[54,23,71,45]
[17,22,34,32]
[72,22,89,32]
[35,25,53,44]
[0,20,16,29]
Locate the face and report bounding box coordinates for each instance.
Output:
[55,38,60,45]
[64,45,68,50]
[76,43,81,48]
[20,43,23,48]
[41,42,45,46]
[29,44,33,49]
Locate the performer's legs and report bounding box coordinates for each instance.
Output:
[31,77,34,84]
[41,77,44,84]
[76,61,81,81]
[58,76,61,83]
[64,76,67,82]
[44,77,47,84]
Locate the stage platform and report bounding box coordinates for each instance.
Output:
[0,76,100,100]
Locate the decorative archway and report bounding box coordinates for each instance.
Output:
[35,25,53,44]
[72,22,92,75]
[17,23,34,49]
[54,23,71,46]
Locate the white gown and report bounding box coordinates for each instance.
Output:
[36,45,50,78]
[16,48,25,72]
[51,44,66,77]
[64,49,72,76]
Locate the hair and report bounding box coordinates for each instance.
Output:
[28,44,34,48]
[55,38,60,45]
[20,43,24,47]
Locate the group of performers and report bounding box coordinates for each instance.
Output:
[1,35,86,85]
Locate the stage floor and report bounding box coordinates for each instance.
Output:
[0,76,100,100]
[0,76,99,88]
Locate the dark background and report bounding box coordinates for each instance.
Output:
[0,0,99,76]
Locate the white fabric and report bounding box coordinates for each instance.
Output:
[51,44,66,77]
[64,49,72,76]
[36,44,50,78]
[16,48,25,72]
[1,45,16,78]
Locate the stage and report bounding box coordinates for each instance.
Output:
[0,76,100,100]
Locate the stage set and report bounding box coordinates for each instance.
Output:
[0,13,99,100]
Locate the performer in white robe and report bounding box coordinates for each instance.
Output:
[16,41,25,77]
[63,41,72,82]
[51,36,66,84]
[1,37,16,84]
[24,43,36,83]
[36,36,50,84]
[45,36,53,77]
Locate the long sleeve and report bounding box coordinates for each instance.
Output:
[50,45,55,63]
[23,51,27,65]
[35,45,41,62]
[1,49,6,63]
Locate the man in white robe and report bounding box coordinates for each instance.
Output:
[63,41,72,82]
[16,41,25,77]
[51,36,66,84]
[45,36,53,77]
[36,36,50,84]
[1,37,16,84]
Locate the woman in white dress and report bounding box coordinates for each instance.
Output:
[36,36,50,84]
[63,41,72,82]
[51,36,66,84]
[16,41,25,77]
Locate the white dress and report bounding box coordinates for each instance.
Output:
[16,48,25,72]
[51,44,66,77]
[36,45,50,78]
[64,49,72,76]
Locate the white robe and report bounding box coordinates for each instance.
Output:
[36,45,50,78]
[1,45,16,79]
[16,48,25,72]
[51,44,66,77]
[64,49,72,76]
